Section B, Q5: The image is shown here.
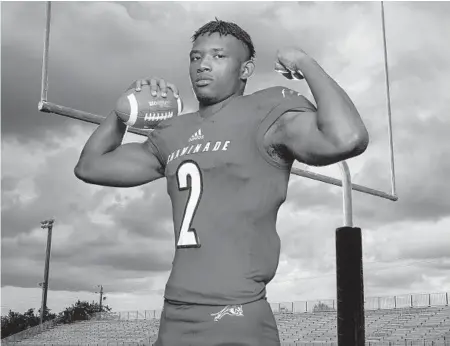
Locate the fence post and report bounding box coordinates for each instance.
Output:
[292,301,294,313]
[446,292,448,306]
[305,301,308,313]
[410,294,413,308]
[429,294,431,307]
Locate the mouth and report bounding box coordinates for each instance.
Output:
[196,80,212,87]
[195,76,213,87]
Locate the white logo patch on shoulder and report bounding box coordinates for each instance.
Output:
[281,88,301,98]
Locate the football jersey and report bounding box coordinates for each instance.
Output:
[147,86,315,306]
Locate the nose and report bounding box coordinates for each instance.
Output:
[197,56,212,73]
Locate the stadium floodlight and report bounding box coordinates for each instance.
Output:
[40,219,55,228]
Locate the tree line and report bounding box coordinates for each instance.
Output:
[1,300,111,339]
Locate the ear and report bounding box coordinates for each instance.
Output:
[240,59,255,81]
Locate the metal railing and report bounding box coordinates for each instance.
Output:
[89,309,163,321]
[86,292,450,321]
[280,341,450,346]
[271,292,450,314]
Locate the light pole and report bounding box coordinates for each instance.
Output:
[95,285,104,310]
[95,285,107,308]
[40,218,54,325]
[95,285,107,318]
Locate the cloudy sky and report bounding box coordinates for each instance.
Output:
[2,1,450,317]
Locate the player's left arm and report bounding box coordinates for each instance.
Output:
[269,48,369,167]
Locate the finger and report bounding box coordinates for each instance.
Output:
[285,66,303,80]
[275,68,291,79]
[166,83,179,98]
[275,60,291,71]
[282,72,294,80]
[274,62,289,73]
[136,79,151,92]
[135,80,142,92]
[275,61,303,80]
[278,59,299,74]
[158,79,167,98]
[292,70,304,80]
[150,78,158,97]
[275,63,293,80]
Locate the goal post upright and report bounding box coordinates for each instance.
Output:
[39,1,51,104]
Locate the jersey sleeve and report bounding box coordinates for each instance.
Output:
[255,86,317,169]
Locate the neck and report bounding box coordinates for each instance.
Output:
[198,93,239,119]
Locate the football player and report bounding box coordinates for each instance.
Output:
[75,19,369,346]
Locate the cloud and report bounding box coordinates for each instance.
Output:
[1,141,105,238]
[1,131,174,294]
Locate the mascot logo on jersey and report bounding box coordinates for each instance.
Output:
[211,305,244,322]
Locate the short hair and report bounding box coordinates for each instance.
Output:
[192,18,256,61]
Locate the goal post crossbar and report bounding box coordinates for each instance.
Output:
[38,101,149,137]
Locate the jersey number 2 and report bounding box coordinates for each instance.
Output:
[176,161,202,248]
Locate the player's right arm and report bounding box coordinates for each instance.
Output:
[74,77,177,187]
[74,111,164,188]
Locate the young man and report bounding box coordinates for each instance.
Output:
[75,19,369,346]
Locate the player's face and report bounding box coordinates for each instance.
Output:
[189,33,249,106]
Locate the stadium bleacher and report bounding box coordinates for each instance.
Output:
[2,292,449,346]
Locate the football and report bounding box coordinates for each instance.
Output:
[114,84,183,130]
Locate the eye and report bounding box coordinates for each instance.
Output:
[190,56,200,62]
[214,54,225,59]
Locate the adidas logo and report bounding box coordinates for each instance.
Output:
[189,129,204,142]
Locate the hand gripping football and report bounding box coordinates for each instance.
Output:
[115,84,183,130]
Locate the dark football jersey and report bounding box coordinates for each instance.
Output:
[148,86,315,305]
